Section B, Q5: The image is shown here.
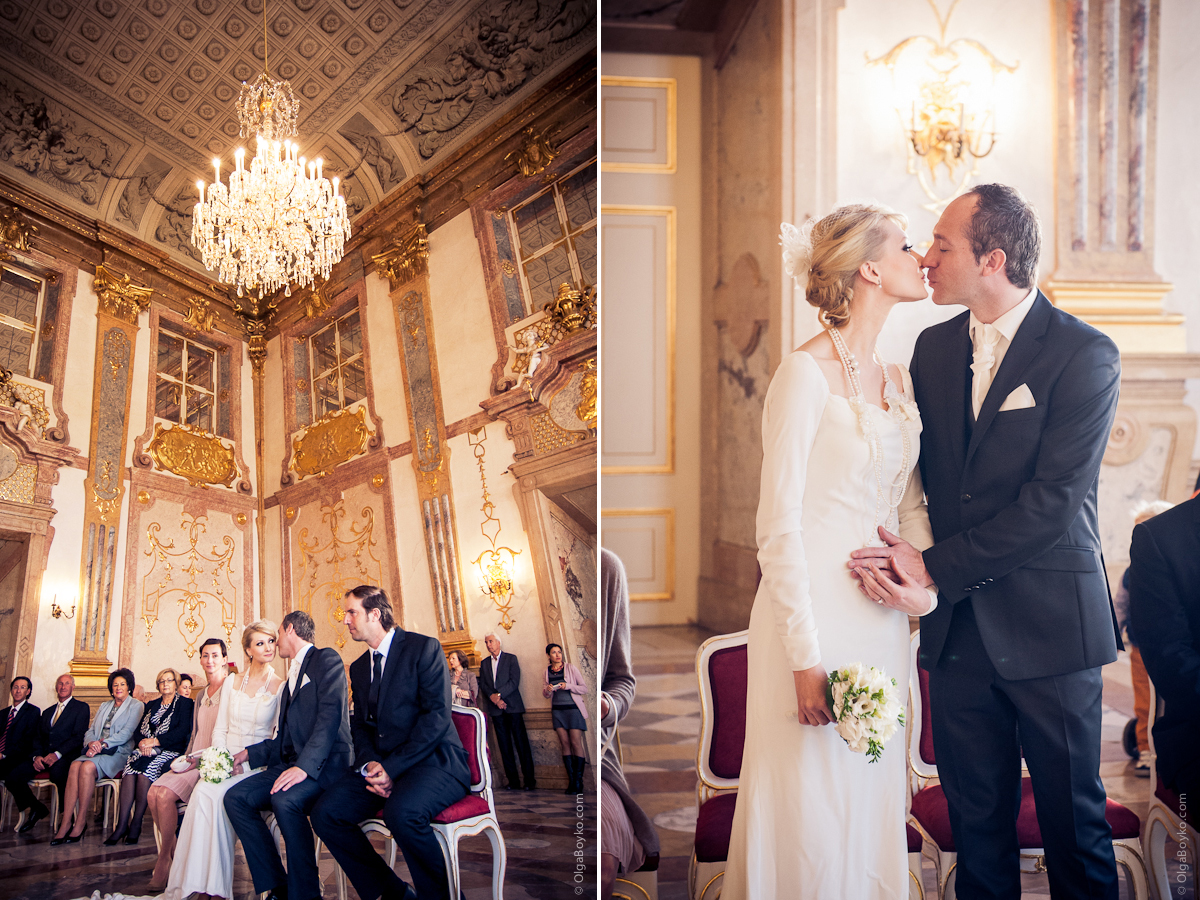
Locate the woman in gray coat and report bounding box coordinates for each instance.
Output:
[50,668,144,844]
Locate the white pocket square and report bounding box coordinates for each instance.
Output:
[298,674,312,690]
[999,383,1036,411]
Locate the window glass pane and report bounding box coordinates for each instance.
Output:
[0,324,32,374]
[562,163,597,231]
[573,226,596,288]
[513,190,563,256]
[157,332,183,381]
[342,357,366,406]
[315,370,340,417]
[184,387,213,432]
[155,377,181,422]
[312,324,338,376]
[339,311,362,360]
[185,344,214,390]
[0,271,40,327]
[523,243,573,311]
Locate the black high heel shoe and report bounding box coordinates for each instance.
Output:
[123,825,141,845]
[58,824,87,845]
[103,825,126,846]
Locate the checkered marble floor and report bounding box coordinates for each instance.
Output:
[619,624,1192,899]
[0,787,594,899]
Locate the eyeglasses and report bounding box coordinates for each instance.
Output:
[157,677,176,686]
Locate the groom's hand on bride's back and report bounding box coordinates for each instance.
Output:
[848,527,934,588]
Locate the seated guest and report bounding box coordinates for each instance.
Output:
[177,673,194,700]
[51,668,143,844]
[1130,493,1200,802]
[147,638,231,890]
[312,585,470,900]
[225,611,351,900]
[105,667,193,845]
[479,631,536,790]
[600,550,660,898]
[448,649,478,707]
[0,676,40,785]
[543,642,589,794]
[4,673,89,833]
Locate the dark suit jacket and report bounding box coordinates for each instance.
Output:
[1129,495,1200,790]
[246,644,352,788]
[35,697,90,763]
[0,701,40,761]
[349,629,469,786]
[477,652,525,716]
[911,293,1122,679]
[138,696,195,755]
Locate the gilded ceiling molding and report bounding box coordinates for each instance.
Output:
[505,125,560,178]
[0,204,37,261]
[146,423,239,488]
[371,222,429,289]
[93,264,153,325]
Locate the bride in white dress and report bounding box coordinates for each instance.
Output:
[164,620,283,900]
[722,204,941,899]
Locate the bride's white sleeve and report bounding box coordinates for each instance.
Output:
[896,364,939,615]
[755,352,828,671]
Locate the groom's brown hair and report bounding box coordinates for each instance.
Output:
[964,183,1041,291]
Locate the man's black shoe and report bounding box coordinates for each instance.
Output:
[18,804,48,833]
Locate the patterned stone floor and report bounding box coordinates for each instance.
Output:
[620,624,1194,899]
[0,786,595,899]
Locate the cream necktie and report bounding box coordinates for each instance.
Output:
[288,657,301,696]
[51,702,63,726]
[971,323,1002,419]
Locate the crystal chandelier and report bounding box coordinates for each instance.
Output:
[191,35,350,297]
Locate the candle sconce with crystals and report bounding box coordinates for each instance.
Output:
[468,426,520,633]
[867,0,1017,212]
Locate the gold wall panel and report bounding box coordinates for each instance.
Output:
[290,405,372,479]
[147,423,239,488]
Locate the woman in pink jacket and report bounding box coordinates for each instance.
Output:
[542,643,588,794]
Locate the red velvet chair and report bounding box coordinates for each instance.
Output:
[906,633,1149,900]
[1142,680,1196,900]
[690,630,747,900]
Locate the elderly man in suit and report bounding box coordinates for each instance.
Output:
[225,611,352,900]
[851,184,1122,898]
[312,585,470,900]
[5,673,89,833]
[478,631,536,791]
[1129,494,1200,803]
[0,677,40,780]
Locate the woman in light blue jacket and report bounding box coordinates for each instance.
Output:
[50,668,144,844]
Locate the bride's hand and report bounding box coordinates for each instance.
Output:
[859,558,933,615]
[793,666,834,727]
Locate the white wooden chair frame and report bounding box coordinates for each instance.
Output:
[1142,680,1197,900]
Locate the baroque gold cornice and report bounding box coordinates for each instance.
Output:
[93,264,153,324]
[371,222,429,290]
[0,204,38,261]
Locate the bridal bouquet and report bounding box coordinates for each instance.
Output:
[826,663,905,763]
[198,747,234,784]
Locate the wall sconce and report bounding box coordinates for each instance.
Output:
[50,594,75,619]
[868,0,1017,212]
[468,426,521,633]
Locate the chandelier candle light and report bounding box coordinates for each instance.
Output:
[191,3,349,297]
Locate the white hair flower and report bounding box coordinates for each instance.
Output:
[780,219,817,285]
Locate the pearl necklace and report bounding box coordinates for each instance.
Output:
[826,327,915,544]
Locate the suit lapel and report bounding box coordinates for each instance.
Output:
[941,315,971,467]
[965,293,1052,465]
[381,629,406,697]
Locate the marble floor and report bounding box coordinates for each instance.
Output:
[0,786,595,900]
[621,623,1193,900]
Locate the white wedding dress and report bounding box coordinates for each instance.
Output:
[163,669,282,900]
[722,350,935,900]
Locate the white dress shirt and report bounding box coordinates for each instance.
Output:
[969,287,1037,419]
[369,628,395,682]
[287,641,313,697]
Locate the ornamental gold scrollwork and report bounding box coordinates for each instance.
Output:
[372,222,429,288]
[544,281,596,334]
[142,513,238,656]
[297,500,384,650]
[291,405,372,479]
[92,484,121,523]
[504,125,559,178]
[575,358,597,430]
[0,367,50,435]
[93,264,153,324]
[0,205,37,261]
[184,296,216,333]
[147,423,239,488]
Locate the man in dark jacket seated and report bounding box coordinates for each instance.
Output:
[5,673,89,833]
[1129,493,1200,801]
[312,585,470,900]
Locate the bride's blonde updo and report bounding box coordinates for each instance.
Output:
[781,203,908,327]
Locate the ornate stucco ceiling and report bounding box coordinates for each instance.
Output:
[0,0,595,281]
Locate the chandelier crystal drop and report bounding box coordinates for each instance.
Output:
[191,72,350,298]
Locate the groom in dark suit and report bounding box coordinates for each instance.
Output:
[225,611,352,900]
[852,184,1122,898]
[311,585,469,900]
[1129,494,1200,802]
